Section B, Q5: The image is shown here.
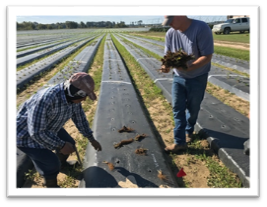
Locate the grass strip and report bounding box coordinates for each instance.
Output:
[214,45,249,61]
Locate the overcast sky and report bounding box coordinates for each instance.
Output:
[11,4,247,26]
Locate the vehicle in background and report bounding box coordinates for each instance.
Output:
[212,17,250,35]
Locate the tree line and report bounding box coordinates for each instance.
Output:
[17,20,129,30]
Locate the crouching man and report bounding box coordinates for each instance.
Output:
[17,72,102,187]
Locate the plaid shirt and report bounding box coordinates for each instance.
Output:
[17,83,95,150]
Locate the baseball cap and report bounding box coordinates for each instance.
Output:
[162,16,174,26]
[69,72,97,100]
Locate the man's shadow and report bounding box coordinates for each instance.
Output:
[82,166,158,188]
[115,167,158,188]
[198,128,249,152]
[82,166,119,188]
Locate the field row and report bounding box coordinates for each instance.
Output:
[16,31,250,188]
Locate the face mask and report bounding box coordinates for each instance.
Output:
[74,90,87,97]
[64,80,87,101]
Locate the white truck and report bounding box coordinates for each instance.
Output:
[212,17,250,35]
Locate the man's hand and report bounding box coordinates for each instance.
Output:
[60,142,75,155]
[90,140,102,151]
[159,65,171,73]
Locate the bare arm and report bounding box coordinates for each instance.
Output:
[184,54,213,72]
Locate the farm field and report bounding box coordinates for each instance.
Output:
[16,28,250,189]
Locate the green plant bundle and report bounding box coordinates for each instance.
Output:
[161,49,195,70]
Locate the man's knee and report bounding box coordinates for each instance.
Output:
[43,158,61,178]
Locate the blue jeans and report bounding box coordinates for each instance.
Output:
[18,128,75,180]
[172,73,208,145]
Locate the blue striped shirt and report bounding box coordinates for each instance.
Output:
[17,83,94,150]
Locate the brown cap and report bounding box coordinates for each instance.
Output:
[162,16,174,26]
[69,72,97,100]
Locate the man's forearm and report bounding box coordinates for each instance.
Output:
[187,54,213,72]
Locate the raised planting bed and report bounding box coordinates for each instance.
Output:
[118,33,164,57]
[16,36,93,67]
[208,72,250,101]
[78,34,178,188]
[17,39,70,58]
[212,54,250,75]
[16,35,99,90]
[16,33,73,48]
[122,33,165,47]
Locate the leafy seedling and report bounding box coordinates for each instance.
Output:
[159,49,195,73]
[134,133,147,141]
[118,126,134,133]
[135,147,148,155]
[114,138,134,149]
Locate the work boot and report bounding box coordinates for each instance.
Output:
[56,152,79,169]
[44,178,60,188]
[164,144,188,153]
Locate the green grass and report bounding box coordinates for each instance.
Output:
[195,154,242,188]
[131,31,250,44]
[83,36,106,126]
[129,31,250,61]
[188,136,242,188]
[212,33,250,43]
[214,46,249,61]
[136,32,250,43]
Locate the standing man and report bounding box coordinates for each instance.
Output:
[161,16,214,153]
[17,72,102,187]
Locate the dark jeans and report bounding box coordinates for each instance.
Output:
[172,73,208,145]
[18,128,75,180]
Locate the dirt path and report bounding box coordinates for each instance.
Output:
[214,40,250,50]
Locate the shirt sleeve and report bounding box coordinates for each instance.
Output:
[71,104,95,142]
[164,30,171,55]
[27,96,65,150]
[196,23,214,56]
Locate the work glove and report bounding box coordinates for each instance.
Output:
[90,140,102,151]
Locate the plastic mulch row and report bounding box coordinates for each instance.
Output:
[17,35,99,89]
[78,34,178,188]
